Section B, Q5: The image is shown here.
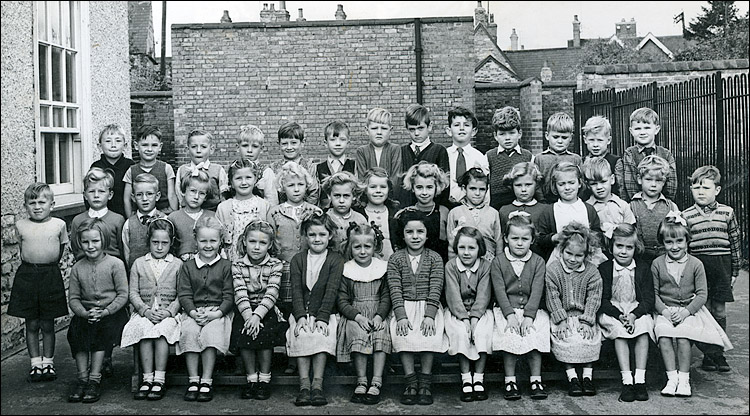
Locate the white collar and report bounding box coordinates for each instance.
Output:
[666,255,688,264]
[88,207,109,218]
[195,255,221,268]
[542,148,573,156]
[408,253,422,262]
[448,144,474,153]
[137,209,158,219]
[456,258,480,273]
[411,139,431,150]
[505,247,532,262]
[145,253,174,263]
[328,155,346,165]
[512,199,537,207]
[614,260,635,271]
[561,260,586,273]
[190,160,211,169]
[343,258,388,283]
[328,208,352,220]
[498,145,522,155]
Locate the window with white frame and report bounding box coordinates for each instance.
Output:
[35,1,85,197]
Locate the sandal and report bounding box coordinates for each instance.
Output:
[184,382,199,402]
[28,367,44,383]
[147,381,165,401]
[41,365,57,381]
[364,384,381,405]
[400,384,418,405]
[350,382,368,403]
[196,383,213,402]
[134,380,152,400]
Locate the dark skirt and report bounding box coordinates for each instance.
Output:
[7,262,68,320]
[230,307,289,351]
[67,308,128,355]
[695,254,734,302]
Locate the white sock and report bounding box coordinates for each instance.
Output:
[677,371,690,384]
[199,378,213,392]
[247,373,258,383]
[582,367,593,379]
[41,356,54,367]
[634,369,646,384]
[154,371,166,384]
[621,371,633,385]
[505,376,517,390]
[530,376,542,384]
[565,368,578,381]
[143,372,155,383]
[666,370,678,381]
[473,373,484,391]
[259,372,271,383]
[30,356,42,369]
[461,372,472,385]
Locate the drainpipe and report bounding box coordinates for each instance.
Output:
[414,18,423,104]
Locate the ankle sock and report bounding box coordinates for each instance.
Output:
[582,367,593,379]
[77,370,89,383]
[31,356,42,369]
[505,376,517,390]
[259,372,271,383]
[355,378,367,394]
[666,370,678,382]
[418,373,432,390]
[461,372,472,385]
[677,371,690,384]
[621,371,633,385]
[634,369,646,384]
[311,377,323,391]
[300,378,311,391]
[89,373,102,384]
[143,372,155,383]
[404,372,418,389]
[199,378,212,392]
[565,368,577,381]
[154,371,166,384]
[41,356,54,367]
[474,372,484,384]
[371,376,383,388]
[247,373,259,383]
[530,375,542,384]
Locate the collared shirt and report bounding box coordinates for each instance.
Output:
[561,261,586,273]
[145,253,174,284]
[408,254,422,274]
[700,201,719,214]
[411,138,432,155]
[630,191,671,210]
[587,194,636,226]
[665,254,688,284]
[195,254,221,269]
[541,148,576,156]
[456,258,480,275]
[447,144,490,202]
[327,155,347,174]
[306,250,328,290]
[505,247,531,276]
[122,208,162,262]
[512,199,538,207]
[636,144,657,155]
[88,207,109,219]
[498,144,523,156]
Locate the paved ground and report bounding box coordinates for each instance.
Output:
[2,271,748,415]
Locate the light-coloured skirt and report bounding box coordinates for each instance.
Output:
[492,308,551,355]
[176,308,233,355]
[653,306,733,351]
[550,316,602,363]
[286,313,338,357]
[599,301,655,342]
[120,312,181,348]
[444,309,493,360]
[389,300,449,353]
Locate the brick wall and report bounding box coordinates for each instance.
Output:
[541,82,576,151]
[474,83,521,153]
[131,91,176,167]
[519,79,544,154]
[128,1,154,58]
[170,18,475,168]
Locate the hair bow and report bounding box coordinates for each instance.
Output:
[601,222,616,239]
[665,210,686,226]
[508,210,531,219]
[369,221,385,245]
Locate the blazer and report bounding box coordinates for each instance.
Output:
[290,249,345,324]
[129,254,183,317]
[597,259,654,319]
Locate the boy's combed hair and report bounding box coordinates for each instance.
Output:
[367,107,392,125]
[23,182,54,203]
[275,161,314,192]
[447,106,477,128]
[187,129,214,146]
[133,172,160,190]
[237,220,277,257]
[84,167,115,191]
[75,217,111,251]
[193,215,225,240]
[492,106,521,132]
[238,124,264,144]
[629,107,660,126]
[690,165,721,186]
[582,115,611,138]
[657,214,691,245]
[180,168,214,200]
[546,112,574,134]
[345,223,384,259]
[636,155,670,179]
[228,158,262,181]
[321,171,361,198]
[609,222,643,254]
[549,161,583,196]
[137,125,162,142]
[278,121,304,142]
[323,120,349,141]
[452,226,487,258]
[502,161,543,187]
[98,123,126,143]
[582,156,612,182]
[556,221,600,261]
[505,211,536,239]
[405,103,430,126]
[147,217,176,246]
[458,167,488,188]
[300,212,337,239]
[401,161,449,193]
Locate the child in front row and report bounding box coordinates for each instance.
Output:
[354,167,399,261]
[652,214,732,397]
[175,129,230,212]
[8,183,69,383]
[236,125,278,206]
[545,222,603,397]
[287,214,344,407]
[491,213,550,401]
[337,223,392,405]
[167,170,217,262]
[121,219,183,401]
[388,210,448,406]
[597,223,654,403]
[67,218,129,403]
[123,125,178,217]
[231,220,288,401]
[177,216,234,402]
[323,171,368,254]
[443,227,493,402]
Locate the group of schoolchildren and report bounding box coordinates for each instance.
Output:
[8,102,740,407]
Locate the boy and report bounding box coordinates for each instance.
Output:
[8,183,69,382]
[175,129,230,211]
[122,173,167,268]
[268,122,320,205]
[316,120,356,209]
[615,107,677,202]
[628,155,679,266]
[682,165,741,373]
[445,106,489,209]
[393,103,450,208]
[486,107,533,211]
[582,115,620,197]
[355,107,402,181]
[582,156,635,240]
[237,124,278,205]
[123,125,178,217]
[534,112,582,203]
[88,124,134,217]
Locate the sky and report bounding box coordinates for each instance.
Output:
[152,1,750,56]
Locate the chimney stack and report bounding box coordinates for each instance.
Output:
[615,17,637,39]
[487,13,498,43]
[335,4,347,20]
[474,1,488,29]
[220,10,232,23]
[572,15,581,48]
[279,0,286,10]
[260,1,290,22]
[510,28,518,51]
[297,8,306,22]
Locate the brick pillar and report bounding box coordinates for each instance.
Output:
[519,79,544,155]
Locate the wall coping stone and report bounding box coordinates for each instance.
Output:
[173,16,472,30]
[583,59,749,74]
[131,91,173,98]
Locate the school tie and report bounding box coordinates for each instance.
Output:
[642,147,655,157]
[413,145,421,159]
[140,215,152,225]
[456,147,466,181]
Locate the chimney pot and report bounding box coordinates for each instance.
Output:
[510,28,519,51]
[335,4,347,20]
[280,1,286,10]
[297,8,306,21]
[263,3,268,10]
[220,10,232,23]
[270,3,275,11]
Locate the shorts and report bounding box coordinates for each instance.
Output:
[695,254,734,302]
[7,262,68,320]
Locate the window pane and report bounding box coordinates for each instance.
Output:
[68,1,76,48]
[38,44,49,100]
[52,47,62,101]
[49,1,60,44]
[66,50,76,103]
[40,105,51,127]
[61,1,70,48]
[53,107,64,127]
[67,108,77,128]
[59,134,70,183]
[44,133,56,183]
[37,1,48,42]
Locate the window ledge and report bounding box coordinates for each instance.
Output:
[52,193,86,218]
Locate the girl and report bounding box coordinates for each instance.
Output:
[443,227,493,402]
[216,158,271,262]
[286,214,344,407]
[121,218,183,401]
[545,222,603,397]
[446,168,504,261]
[536,161,603,263]
[67,218,129,403]
[597,223,655,403]
[322,171,368,255]
[491,213,550,401]
[354,167,399,261]
[174,129,230,212]
[394,161,450,263]
[498,162,547,237]
[167,169,217,262]
[231,220,288,401]
[652,213,732,397]
[337,223,392,405]
[388,210,448,406]
[177,216,234,402]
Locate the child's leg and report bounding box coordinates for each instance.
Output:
[88,350,106,383]
[139,339,155,375]
[39,319,56,360]
[527,351,547,399]
[154,337,170,373]
[473,353,488,400]
[372,352,387,381]
[254,349,274,400]
[502,352,520,397]
[311,352,327,390]
[399,352,419,404]
[297,356,312,389]
[659,337,679,395]
[258,349,273,375]
[614,338,633,384]
[676,339,692,373]
[68,352,91,402]
[353,352,368,380]
[419,351,434,375]
[417,352,435,404]
[458,354,471,375]
[200,347,217,381]
[185,352,200,378]
[25,318,42,364]
[400,351,416,375]
[633,334,649,378]
[459,354,474,400]
[240,349,257,377]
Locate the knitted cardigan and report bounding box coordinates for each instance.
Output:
[651,254,707,315]
[129,254,183,317]
[545,259,603,326]
[597,259,654,319]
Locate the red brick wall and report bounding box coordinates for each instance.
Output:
[130,92,176,168]
[474,84,521,153]
[541,83,576,152]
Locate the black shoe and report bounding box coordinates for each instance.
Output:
[295,388,311,406]
[568,377,583,397]
[68,380,87,402]
[351,382,367,403]
[134,381,152,400]
[147,382,166,401]
[701,355,718,371]
[460,382,474,402]
[40,365,57,382]
[473,381,488,401]
[581,378,597,396]
[241,382,256,399]
[184,382,199,402]
[196,383,213,402]
[310,388,327,406]
[633,383,649,401]
[400,384,418,405]
[714,354,731,372]
[255,382,271,400]
[28,367,44,383]
[530,380,548,400]
[417,386,433,405]
[504,381,521,401]
[82,381,101,403]
[364,385,381,405]
[101,358,114,378]
[619,384,635,402]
